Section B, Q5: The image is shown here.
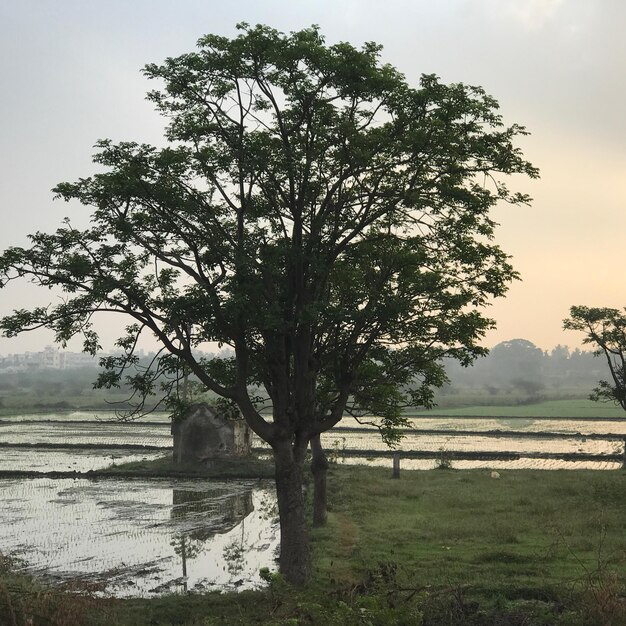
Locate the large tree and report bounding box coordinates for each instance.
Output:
[0,24,537,584]
[564,306,626,410]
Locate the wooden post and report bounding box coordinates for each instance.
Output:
[392,453,400,479]
[622,438,626,469]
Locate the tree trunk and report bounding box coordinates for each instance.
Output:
[310,434,329,527]
[273,442,311,585]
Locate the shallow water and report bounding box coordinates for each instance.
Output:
[0,420,171,447]
[0,447,166,473]
[338,456,622,471]
[0,411,170,423]
[0,477,278,596]
[342,415,626,435]
[2,412,624,471]
[322,431,621,455]
[0,411,624,597]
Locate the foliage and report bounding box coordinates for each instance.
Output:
[564,306,626,411]
[0,553,105,626]
[437,339,608,406]
[434,446,454,469]
[316,467,626,591]
[261,562,425,625]
[0,22,536,433]
[101,452,275,479]
[0,23,537,582]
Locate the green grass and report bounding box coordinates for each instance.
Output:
[2,392,623,420]
[102,453,275,479]
[317,467,626,587]
[419,398,626,418]
[2,466,626,625]
[0,390,145,416]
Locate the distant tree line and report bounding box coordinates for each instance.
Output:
[0,350,229,412]
[0,340,604,411]
[437,338,606,403]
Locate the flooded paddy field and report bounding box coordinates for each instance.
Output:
[0,477,278,596]
[320,415,626,469]
[0,411,170,423]
[399,415,626,435]
[1,412,624,472]
[0,413,279,596]
[0,419,171,448]
[338,455,622,470]
[323,430,622,456]
[0,410,624,597]
[0,447,166,473]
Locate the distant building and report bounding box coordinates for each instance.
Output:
[0,346,100,370]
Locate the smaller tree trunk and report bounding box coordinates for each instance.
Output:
[310,434,329,527]
[273,442,311,585]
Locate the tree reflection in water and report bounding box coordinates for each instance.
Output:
[170,486,254,590]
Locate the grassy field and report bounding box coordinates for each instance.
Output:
[1,465,625,625]
[318,466,626,584]
[101,453,275,479]
[0,391,143,416]
[3,397,624,420]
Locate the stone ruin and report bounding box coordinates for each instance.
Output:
[171,403,252,465]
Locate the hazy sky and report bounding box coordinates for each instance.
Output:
[0,0,624,354]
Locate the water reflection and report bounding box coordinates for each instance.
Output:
[170,487,254,591]
[0,478,278,597]
[172,487,253,538]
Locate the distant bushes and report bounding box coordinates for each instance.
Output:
[31,400,74,410]
[435,339,608,408]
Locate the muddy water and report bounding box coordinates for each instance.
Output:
[0,477,278,596]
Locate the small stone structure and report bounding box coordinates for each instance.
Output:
[171,403,252,465]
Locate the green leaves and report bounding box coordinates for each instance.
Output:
[564,306,626,411]
[0,23,537,442]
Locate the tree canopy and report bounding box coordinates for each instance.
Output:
[564,306,626,410]
[0,24,538,583]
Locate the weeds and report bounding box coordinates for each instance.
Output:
[328,438,347,464]
[551,512,626,625]
[262,562,426,625]
[0,575,106,626]
[434,447,453,470]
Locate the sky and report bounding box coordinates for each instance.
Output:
[0,0,624,355]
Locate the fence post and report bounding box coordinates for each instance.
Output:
[623,439,626,469]
[392,453,400,479]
